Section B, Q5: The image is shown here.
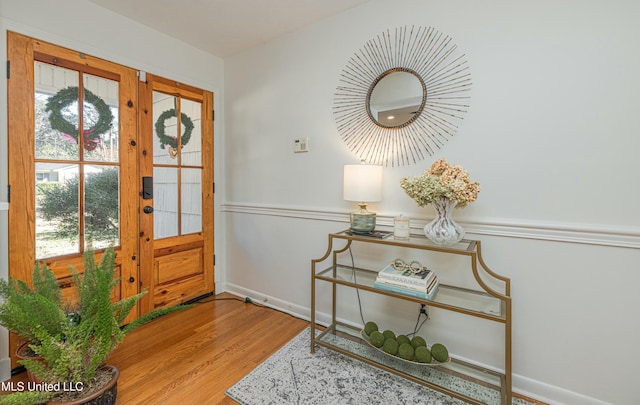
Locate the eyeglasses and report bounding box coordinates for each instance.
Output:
[391,259,429,275]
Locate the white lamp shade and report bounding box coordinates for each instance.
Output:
[343,164,383,202]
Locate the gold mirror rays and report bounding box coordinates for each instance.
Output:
[334,26,471,166]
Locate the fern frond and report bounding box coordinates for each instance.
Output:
[0,390,54,405]
[31,261,62,306]
[0,291,67,343]
[112,291,146,325]
[122,304,193,335]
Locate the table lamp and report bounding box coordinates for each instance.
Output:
[343,163,383,233]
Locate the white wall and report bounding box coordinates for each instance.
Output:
[223,1,640,404]
[0,0,224,383]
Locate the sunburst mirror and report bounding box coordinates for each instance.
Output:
[334,26,471,166]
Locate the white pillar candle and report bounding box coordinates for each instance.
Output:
[393,215,410,239]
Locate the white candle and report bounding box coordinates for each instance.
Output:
[394,215,410,239]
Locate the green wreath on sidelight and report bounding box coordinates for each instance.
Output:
[154,109,194,150]
[45,86,114,151]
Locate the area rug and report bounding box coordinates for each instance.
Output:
[225,327,535,405]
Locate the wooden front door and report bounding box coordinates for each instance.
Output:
[6,33,215,365]
[7,32,140,365]
[137,74,214,313]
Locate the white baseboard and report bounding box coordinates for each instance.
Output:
[512,374,613,405]
[220,283,610,405]
[0,356,11,382]
[219,282,310,323]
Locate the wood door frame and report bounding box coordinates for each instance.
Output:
[138,73,215,314]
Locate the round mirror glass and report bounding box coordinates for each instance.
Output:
[367,69,426,128]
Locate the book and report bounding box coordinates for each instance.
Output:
[373,280,440,300]
[376,275,439,294]
[344,230,393,239]
[377,263,435,287]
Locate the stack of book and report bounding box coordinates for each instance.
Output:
[373,263,439,300]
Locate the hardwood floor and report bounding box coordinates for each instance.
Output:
[4,292,309,405]
[4,292,546,405]
[111,293,309,404]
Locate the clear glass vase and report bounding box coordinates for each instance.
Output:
[424,198,465,245]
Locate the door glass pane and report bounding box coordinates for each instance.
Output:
[84,165,119,250]
[152,91,179,166]
[153,167,178,239]
[181,169,202,234]
[83,74,119,162]
[35,62,79,160]
[181,98,202,166]
[34,61,122,259]
[35,163,79,259]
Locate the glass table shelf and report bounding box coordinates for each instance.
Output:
[314,323,506,405]
[316,264,506,321]
[333,230,478,254]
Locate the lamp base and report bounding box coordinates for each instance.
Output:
[350,204,376,233]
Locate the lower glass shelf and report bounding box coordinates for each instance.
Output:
[313,323,507,405]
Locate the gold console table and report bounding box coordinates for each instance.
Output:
[310,230,512,405]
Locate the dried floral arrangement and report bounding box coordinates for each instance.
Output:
[400,158,480,208]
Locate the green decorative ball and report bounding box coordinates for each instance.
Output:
[364,321,379,336]
[396,334,410,346]
[369,331,385,348]
[410,336,427,349]
[431,343,449,363]
[383,338,399,355]
[398,343,414,360]
[415,346,432,363]
[382,330,396,341]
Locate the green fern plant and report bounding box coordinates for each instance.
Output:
[0,248,191,405]
[0,261,67,347]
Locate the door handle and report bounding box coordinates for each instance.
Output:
[143,206,154,214]
[142,176,153,199]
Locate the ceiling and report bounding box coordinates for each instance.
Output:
[88,0,371,58]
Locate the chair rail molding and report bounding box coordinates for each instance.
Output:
[221,202,640,249]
